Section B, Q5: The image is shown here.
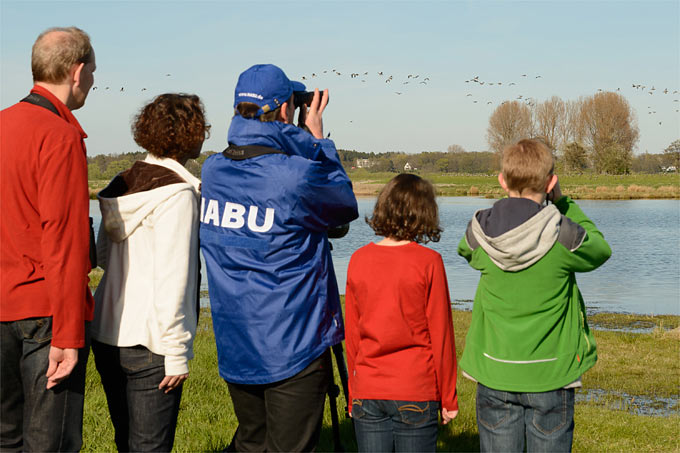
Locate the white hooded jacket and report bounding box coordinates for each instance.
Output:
[93,154,200,375]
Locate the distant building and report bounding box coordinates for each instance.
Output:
[404,162,413,171]
[356,158,373,168]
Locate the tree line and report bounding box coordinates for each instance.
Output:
[486,91,678,174]
[88,144,677,182]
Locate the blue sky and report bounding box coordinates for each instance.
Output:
[1,0,678,156]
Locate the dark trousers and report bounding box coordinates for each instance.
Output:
[227,350,331,452]
[0,317,88,452]
[92,340,183,452]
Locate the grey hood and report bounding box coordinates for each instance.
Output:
[468,198,562,272]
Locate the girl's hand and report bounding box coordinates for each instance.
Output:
[441,407,458,424]
[159,373,188,393]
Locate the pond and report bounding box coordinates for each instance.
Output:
[90,197,680,315]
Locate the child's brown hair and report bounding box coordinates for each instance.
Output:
[502,139,555,194]
[368,173,442,243]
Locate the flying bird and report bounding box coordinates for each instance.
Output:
[395,92,402,95]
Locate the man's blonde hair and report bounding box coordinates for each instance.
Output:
[32,27,93,83]
[502,139,554,194]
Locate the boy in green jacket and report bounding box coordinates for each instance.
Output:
[458,139,611,452]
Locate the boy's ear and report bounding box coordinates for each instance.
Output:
[546,174,558,194]
[498,173,509,192]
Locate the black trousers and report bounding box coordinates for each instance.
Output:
[227,350,331,452]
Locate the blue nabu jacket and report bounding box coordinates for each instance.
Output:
[200,116,358,384]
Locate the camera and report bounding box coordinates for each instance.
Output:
[293,90,329,108]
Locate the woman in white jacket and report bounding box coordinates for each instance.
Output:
[92,93,208,452]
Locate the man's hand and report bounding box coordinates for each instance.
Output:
[298,88,329,139]
[46,346,78,389]
[441,407,459,425]
[159,373,188,394]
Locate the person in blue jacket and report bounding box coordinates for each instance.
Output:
[200,64,358,452]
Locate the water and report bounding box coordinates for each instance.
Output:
[90,197,680,315]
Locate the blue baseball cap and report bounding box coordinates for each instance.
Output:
[233,64,306,117]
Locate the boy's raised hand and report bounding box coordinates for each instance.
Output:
[441,407,458,424]
[547,177,563,203]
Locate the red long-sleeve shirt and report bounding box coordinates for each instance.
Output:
[0,85,94,348]
[345,242,458,413]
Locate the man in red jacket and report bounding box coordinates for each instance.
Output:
[0,26,96,451]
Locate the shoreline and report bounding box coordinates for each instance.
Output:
[350,182,680,199]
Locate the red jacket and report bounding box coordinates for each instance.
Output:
[1,85,94,348]
[345,242,458,413]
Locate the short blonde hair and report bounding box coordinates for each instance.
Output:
[32,27,93,83]
[502,139,554,194]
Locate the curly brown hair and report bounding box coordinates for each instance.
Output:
[132,93,209,161]
[368,173,442,243]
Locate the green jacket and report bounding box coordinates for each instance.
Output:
[458,196,611,392]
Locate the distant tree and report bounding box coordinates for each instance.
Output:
[447,144,466,154]
[580,92,638,174]
[663,139,680,168]
[103,159,133,180]
[559,98,585,146]
[534,96,565,152]
[487,101,533,154]
[561,142,589,174]
[631,152,664,173]
[598,144,632,174]
[436,157,450,172]
[88,163,102,180]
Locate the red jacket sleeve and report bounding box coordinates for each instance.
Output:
[344,258,360,415]
[38,129,91,348]
[425,255,458,412]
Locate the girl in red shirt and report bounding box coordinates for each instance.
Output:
[345,173,458,452]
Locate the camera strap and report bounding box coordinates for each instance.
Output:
[222,144,285,160]
[21,93,61,117]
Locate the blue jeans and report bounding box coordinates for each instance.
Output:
[476,383,575,452]
[92,340,183,452]
[352,399,440,452]
[0,317,89,452]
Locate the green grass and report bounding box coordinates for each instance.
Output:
[80,299,680,452]
[348,172,680,199]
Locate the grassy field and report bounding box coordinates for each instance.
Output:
[348,171,680,199]
[82,273,680,452]
[89,172,680,200]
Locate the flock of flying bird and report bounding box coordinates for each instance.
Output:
[89,70,679,126]
[297,69,430,96]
